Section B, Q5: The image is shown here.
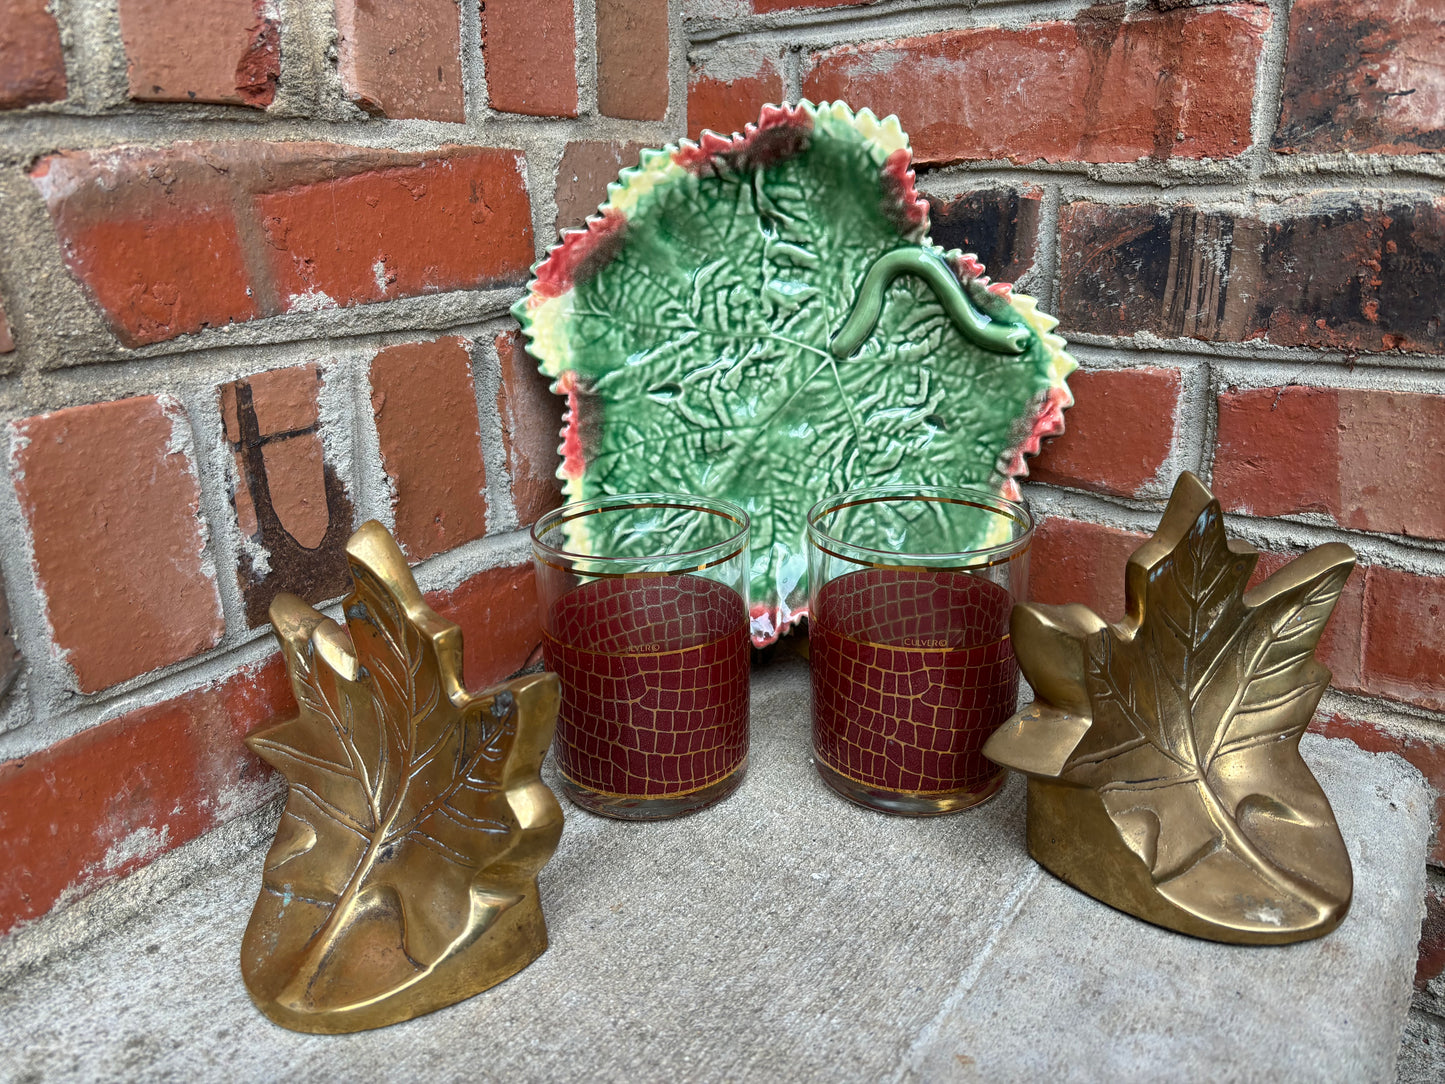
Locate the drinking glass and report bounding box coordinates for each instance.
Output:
[806,484,1033,815]
[531,494,751,820]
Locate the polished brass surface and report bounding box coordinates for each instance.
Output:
[984,473,1356,944]
[241,521,564,1032]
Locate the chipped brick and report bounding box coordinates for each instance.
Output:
[336,0,464,121]
[118,0,279,108]
[482,0,578,117]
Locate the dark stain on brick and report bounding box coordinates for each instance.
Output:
[1274,1,1445,154]
[1379,204,1445,346]
[926,188,1041,283]
[1055,202,1176,333]
[228,381,355,627]
[1256,206,1371,341]
[1059,197,1445,353]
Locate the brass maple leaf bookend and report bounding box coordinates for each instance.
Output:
[241,521,564,1032]
[984,473,1355,944]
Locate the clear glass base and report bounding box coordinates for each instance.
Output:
[812,759,1005,816]
[560,759,748,821]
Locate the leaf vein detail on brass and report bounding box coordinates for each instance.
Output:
[241,521,563,1032]
[984,472,1355,944]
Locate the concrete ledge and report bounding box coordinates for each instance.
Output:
[0,660,1430,1082]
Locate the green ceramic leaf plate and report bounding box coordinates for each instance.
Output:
[513,100,1075,644]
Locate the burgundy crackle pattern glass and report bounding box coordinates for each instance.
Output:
[532,495,751,820]
[807,486,1033,815]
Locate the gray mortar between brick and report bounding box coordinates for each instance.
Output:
[686,39,783,84]
[0,422,79,719]
[669,0,693,136]
[572,0,598,117]
[686,0,1095,44]
[53,0,128,113]
[459,0,490,117]
[168,386,243,648]
[470,325,521,536]
[270,0,338,119]
[0,673,32,737]
[1247,0,1293,180]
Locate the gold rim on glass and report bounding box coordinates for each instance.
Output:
[531,492,751,577]
[806,484,1033,572]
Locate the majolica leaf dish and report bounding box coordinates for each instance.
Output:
[514,101,1075,644]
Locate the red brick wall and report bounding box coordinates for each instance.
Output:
[1,0,1443,1011]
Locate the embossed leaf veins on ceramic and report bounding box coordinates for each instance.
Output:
[241,521,563,1032]
[984,473,1356,944]
[513,101,1075,644]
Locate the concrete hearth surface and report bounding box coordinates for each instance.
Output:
[0,661,1430,1082]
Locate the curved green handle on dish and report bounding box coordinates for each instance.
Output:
[830,247,1032,359]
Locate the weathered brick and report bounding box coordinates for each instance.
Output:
[687,46,784,141]
[1214,386,1445,541]
[0,654,291,937]
[371,338,489,561]
[1030,368,1181,497]
[0,299,13,353]
[221,365,356,627]
[554,141,644,232]
[926,187,1042,286]
[10,396,224,693]
[1027,517,1148,623]
[0,0,66,109]
[597,0,669,120]
[336,0,464,121]
[1213,387,1339,520]
[1275,0,1445,155]
[32,143,535,346]
[428,563,542,692]
[496,331,563,527]
[1361,566,1445,714]
[801,6,1268,165]
[1313,713,1445,863]
[31,172,259,347]
[256,149,534,313]
[118,0,279,108]
[1057,197,1445,354]
[481,0,577,117]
